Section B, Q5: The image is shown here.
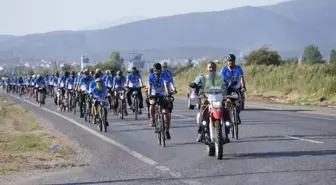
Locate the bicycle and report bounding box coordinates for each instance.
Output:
[129,87,145,120]
[149,93,175,147]
[95,97,108,132]
[117,90,127,120]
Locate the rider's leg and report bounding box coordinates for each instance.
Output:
[126,89,133,109]
[160,97,171,140]
[149,99,156,127]
[138,88,144,109]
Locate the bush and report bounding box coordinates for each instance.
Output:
[244,45,282,66]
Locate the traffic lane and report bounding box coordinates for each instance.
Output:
[17,96,336,185]
[2,95,186,185]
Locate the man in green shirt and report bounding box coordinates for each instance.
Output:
[193,62,231,143]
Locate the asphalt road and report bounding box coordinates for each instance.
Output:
[1,93,336,185]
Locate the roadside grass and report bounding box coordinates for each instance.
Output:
[172,62,336,106]
[0,96,76,176]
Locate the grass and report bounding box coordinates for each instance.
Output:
[0,96,76,176]
[171,62,336,106]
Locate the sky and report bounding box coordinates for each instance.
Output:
[0,0,289,35]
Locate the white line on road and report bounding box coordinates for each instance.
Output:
[284,135,324,144]
[246,105,336,121]
[9,95,200,185]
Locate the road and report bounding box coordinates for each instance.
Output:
[2,93,336,185]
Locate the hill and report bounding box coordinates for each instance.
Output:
[0,0,334,61]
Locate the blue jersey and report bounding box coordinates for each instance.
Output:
[80,76,95,93]
[219,65,244,87]
[147,73,169,96]
[66,77,75,89]
[127,73,142,88]
[113,76,126,91]
[105,75,114,88]
[92,87,107,100]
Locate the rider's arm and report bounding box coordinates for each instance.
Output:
[164,81,169,95]
[238,67,246,89]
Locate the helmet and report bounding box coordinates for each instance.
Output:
[226,54,236,61]
[116,71,122,76]
[153,63,162,74]
[131,67,137,72]
[83,69,89,76]
[161,61,168,68]
[94,73,100,79]
[95,78,102,83]
[95,68,101,74]
[105,70,110,74]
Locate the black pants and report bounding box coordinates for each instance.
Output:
[127,87,143,109]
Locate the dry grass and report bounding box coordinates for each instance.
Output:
[0,96,77,176]
[171,62,336,106]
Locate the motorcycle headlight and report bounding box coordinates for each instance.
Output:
[211,101,222,108]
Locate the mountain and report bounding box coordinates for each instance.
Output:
[79,16,148,31]
[0,0,334,61]
[0,35,16,42]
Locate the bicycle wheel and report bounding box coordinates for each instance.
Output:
[160,112,166,147]
[134,98,138,120]
[156,111,161,145]
[102,107,107,132]
[98,105,103,131]
[233,107,239,140]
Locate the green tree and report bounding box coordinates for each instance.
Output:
[282,56,299,64]
[61,64,73,71]
[302,44,323,64]
[110,52,121,62]
[244,45,281,66]
[329,49,336,64]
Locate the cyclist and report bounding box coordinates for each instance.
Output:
[126,67,144,114]
[219,54,246,124]
[66,71,76,109]
[90,73,105,93]
[34,74,47,104]
[147,63,172,140]
[91,78,109,126]
[113,71,127,114]
[79,69,94,118]
[194,62,231,143]
[57,71,68,110]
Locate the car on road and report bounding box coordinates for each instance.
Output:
[187,83,201,110]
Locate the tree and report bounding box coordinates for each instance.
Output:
[61,64,73,71]
[110,52,121,62]
[302,44,323,64]
[329,49,336,64]
[244,45,281,66]
[282,56,299,64]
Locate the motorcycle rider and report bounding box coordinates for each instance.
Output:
[147,63,172,140]
[126,67,144,114]
[219,54,246,124]
[194,62,231,143]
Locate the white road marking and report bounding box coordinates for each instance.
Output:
[175,114,194,120]
[284,135,324,144]
[9,95,201,185]
[246,105,336,121]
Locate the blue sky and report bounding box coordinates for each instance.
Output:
[0,0,289,35]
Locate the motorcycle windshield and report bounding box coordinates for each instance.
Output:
[204,75,226,95]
